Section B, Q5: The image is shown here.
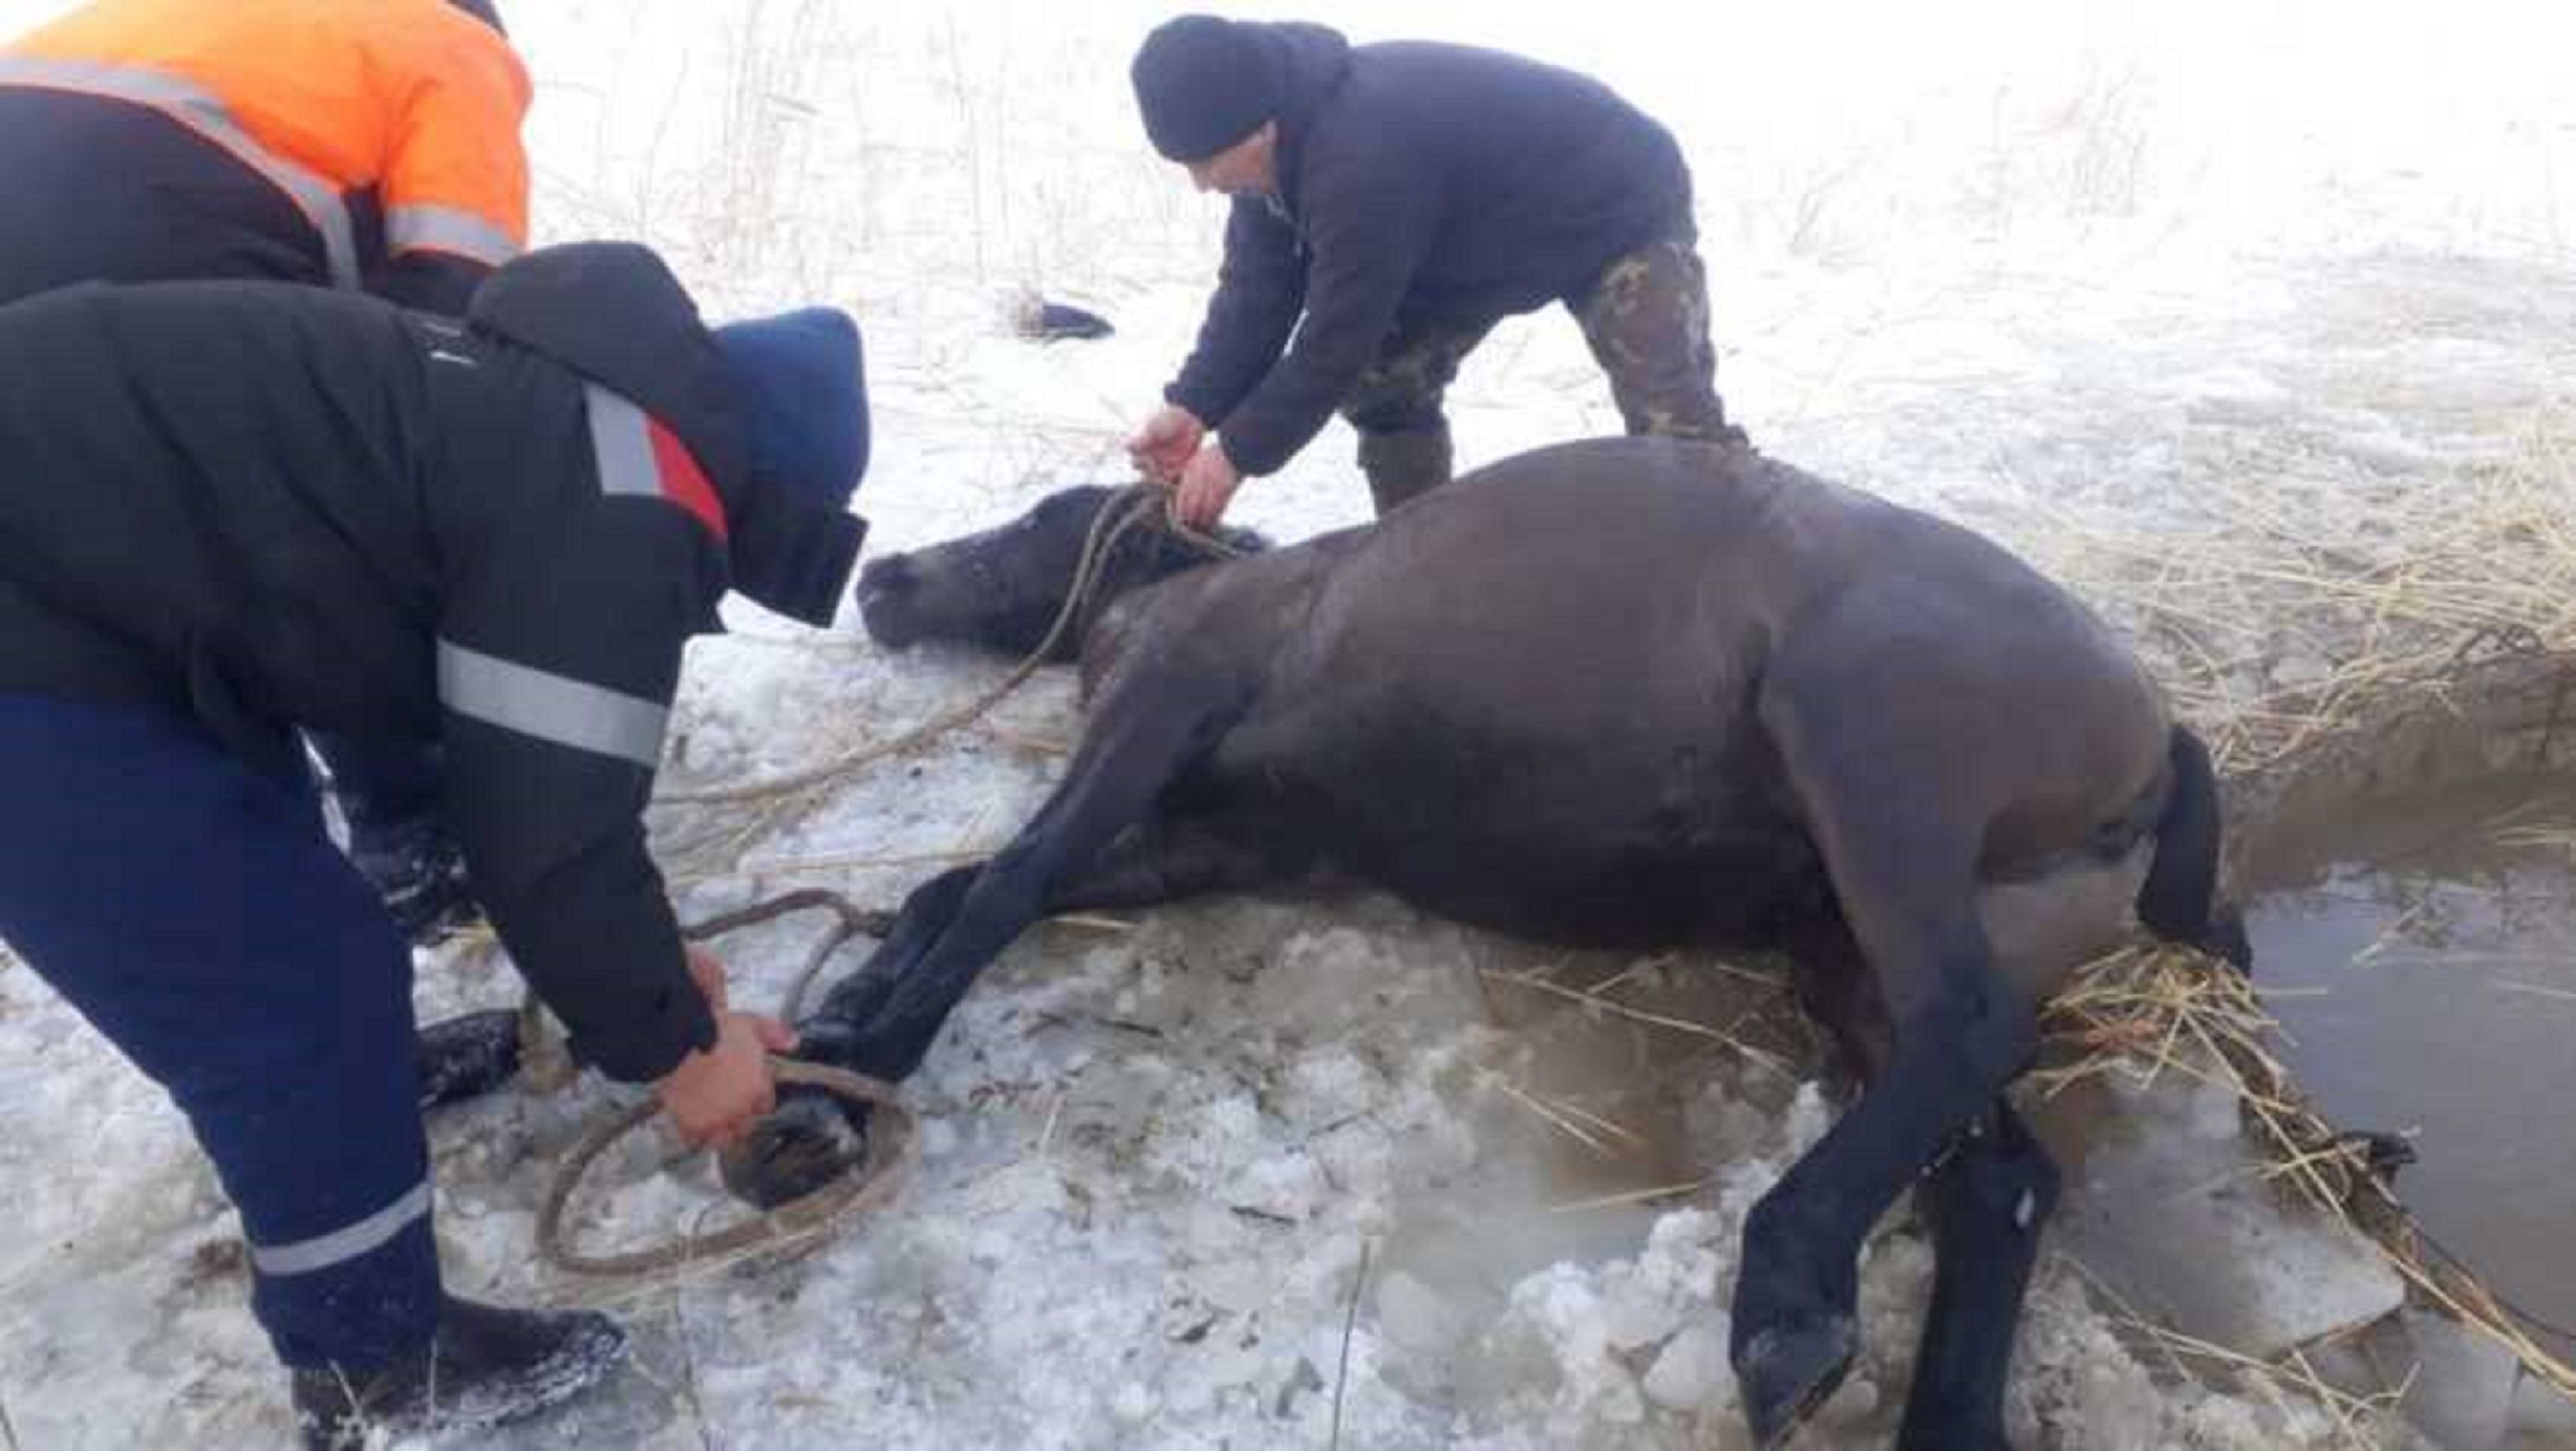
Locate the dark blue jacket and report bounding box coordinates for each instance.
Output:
[1166,26,1693,474]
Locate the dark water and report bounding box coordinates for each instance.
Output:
[2244,777,2576,1346]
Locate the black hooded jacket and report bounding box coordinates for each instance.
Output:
[1164,26,1693,475]
[0,242,865,1082]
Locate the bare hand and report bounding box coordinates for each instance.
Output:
[1127,405,1205,485]
[656,1011,799,1149]
[1174,444,1243,531]
[685,945,728,1016]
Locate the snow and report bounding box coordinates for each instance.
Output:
[2,0,2572,1445]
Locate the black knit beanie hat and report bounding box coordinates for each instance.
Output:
[1131,16,1284,162]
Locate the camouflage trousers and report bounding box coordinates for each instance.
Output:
[1337,222,1746,515]
[1568,224,1745,448]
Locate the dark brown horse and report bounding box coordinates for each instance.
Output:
[754,437,2246,1449]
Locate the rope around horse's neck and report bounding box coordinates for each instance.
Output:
[655,483,1234,809]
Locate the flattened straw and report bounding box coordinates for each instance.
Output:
[1548,1097,1648,1149]
[1478,968,1798,1080]
[1486,1076,1621,1158]
[1050,914,1140,935]
[2351,900,2437,967]
[1697,958,1789,993]
[1580,959,1656,1000]
[1548,1179,1711,1216]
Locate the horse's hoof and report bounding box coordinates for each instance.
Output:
[1738,1314,1857,1449]
[717,1088,870,1209]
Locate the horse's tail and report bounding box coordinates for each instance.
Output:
[2135,724,2252,971]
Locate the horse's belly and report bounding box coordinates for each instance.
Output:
[1209,698,1817,949]
[1385,835,1832,950]
[1256,776,1824,950]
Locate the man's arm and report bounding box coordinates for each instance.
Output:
[1164,198,1308,427]
[1207,158,1439,477]
[369,253,495,317]
[434,491,718,1083]
[366,9,534,313]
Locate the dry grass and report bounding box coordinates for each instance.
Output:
[1480,1070,1647,1159]
[2012,411,2576,776]
[1478,964,1800,1083]
[1546,1179,1714,1216]
[2013,414,2576,1417]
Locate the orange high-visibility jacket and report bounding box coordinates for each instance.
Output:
[0,0,531,294]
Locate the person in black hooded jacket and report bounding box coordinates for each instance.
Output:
[1125,15,1751,526]
[0,240,868,1447]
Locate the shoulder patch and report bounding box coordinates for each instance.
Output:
[583,382,729,541]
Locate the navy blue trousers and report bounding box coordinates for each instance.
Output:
[0,695,439,1370]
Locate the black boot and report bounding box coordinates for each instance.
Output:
[291,1294,626,1449]
[412,1009,526,1111]
[349,818,479,946]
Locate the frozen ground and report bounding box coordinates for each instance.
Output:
[1,1,2572,1446]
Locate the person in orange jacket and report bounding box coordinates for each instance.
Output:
[0,0,534,947]
[0,0,528,311]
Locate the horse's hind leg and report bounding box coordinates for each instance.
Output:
[1782,908,1891,1096]
[1782,912,2061,1443]
[1897,1100,2059,1451]
[1735,896,2029,1447]
[1731,674,2043,1447]
[1778,915,2059,1450]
